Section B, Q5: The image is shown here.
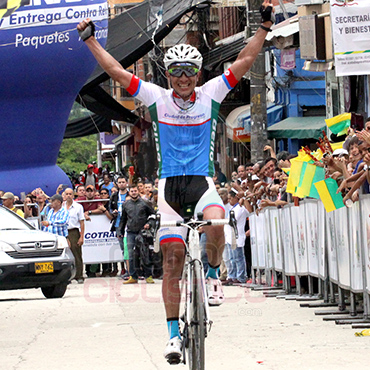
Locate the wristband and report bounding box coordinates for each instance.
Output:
[260,25,272,32]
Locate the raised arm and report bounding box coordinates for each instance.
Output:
[77,19,133,88]
[229,1,275,81]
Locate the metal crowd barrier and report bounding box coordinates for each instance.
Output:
[249,195,370,327]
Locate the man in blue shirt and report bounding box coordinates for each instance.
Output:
[41,194,69,237]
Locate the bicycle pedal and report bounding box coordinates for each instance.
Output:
[166,353,181,365]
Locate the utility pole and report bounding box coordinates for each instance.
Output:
[248,0,268,163]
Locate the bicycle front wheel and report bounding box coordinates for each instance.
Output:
[188,259,206,370]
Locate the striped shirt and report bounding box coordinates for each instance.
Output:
[44,207,69,237]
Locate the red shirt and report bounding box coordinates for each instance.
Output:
[76,196,102,212]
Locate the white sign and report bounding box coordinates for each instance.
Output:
[330,0,370,76]
[82,215,123,264]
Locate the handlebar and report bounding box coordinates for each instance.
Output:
[152,210,238,241]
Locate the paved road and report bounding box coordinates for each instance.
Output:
[1,277,369,370]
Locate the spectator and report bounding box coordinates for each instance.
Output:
[76,185,86,200]
[111,185,118,194]
[1,192,24,217]
[154,177,159,189]
[223,190,251,285]
[261,157,277,183]
[77,184,103,277]
[137,180,146,198]
[24,195,38,218]
[98,188,116,276]
[92,161,99,175]
[110,176,129,278]
[100,174,114,195]
[81,164,99,190]
[32,188,49,214]
[264,144,276,159]
[41,194,69,237]
[80,185,103,220]
[218,188,230,282]
[144,181,154,201]
[214,161,227,185]
[119,185,155,284]
[63,188,85,283]
[237,165,247,184]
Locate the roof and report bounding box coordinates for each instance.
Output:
[267,116,326,140]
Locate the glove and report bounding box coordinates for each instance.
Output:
[260,4,275,25]
[78,20,95,42]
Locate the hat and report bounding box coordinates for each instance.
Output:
[1,192,15,200]
[86,185,95,191]
[50,194,63,202]
[87,164,94,169]
[333,148,349,157]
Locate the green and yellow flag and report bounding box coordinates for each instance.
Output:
[314,178,345,213]
[295,163,325,199]
[325,113,351,136]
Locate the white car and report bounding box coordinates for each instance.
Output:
[0,205,75,298]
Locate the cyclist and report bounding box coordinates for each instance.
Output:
[77,1,274,363]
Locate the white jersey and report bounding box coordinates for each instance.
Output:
[126,69,238,179]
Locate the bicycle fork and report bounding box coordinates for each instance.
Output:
[186,229,212,332]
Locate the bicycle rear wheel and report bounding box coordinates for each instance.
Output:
[188,260,206,370]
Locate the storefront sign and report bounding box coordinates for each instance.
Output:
[331,0,370,76]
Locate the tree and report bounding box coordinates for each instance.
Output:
[57,135,97,174]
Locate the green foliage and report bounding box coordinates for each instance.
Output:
[57,135,97,174]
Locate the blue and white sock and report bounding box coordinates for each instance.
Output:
[167,318,181,340]
[206,265,220,280]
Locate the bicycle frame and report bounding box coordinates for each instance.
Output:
[154,212,237,368]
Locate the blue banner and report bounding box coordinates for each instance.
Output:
[0,0,108,195]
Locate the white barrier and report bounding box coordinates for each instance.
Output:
[360,195,370,295]
[281,206,295,276]
[82,215,123,264]
[335,206,351,290]
[250,197,370,307]
[290,203,309,276]
[349,202,363,293]
[269,207,283,272]
[317,202,326,280]
[304,200,319,278]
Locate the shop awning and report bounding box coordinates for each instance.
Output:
[267,116,326,140]
[64,114,112,139]
[112,132,133,146]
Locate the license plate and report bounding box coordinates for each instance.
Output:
[35,262,54,274]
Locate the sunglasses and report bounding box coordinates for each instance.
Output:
[168,66,199,77]
[100,192,108,195]
[86,189,94,192]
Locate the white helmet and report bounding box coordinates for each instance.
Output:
[163,44,203,70]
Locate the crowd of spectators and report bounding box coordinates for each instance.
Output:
[2,118,370,285]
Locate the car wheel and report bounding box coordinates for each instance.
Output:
[41,283,68,299]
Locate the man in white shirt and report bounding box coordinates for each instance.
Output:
[224,190,250,285]
[63,188,85,283]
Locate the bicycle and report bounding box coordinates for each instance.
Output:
[153,211,237,369]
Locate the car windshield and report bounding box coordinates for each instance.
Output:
[0,206,34,230]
